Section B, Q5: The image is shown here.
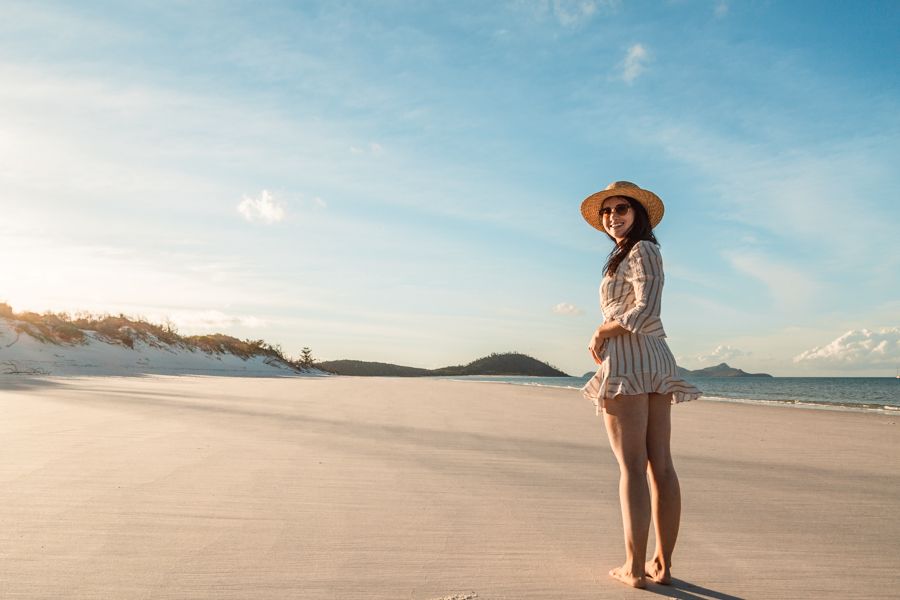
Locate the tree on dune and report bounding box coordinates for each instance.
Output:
[298,347,315,368]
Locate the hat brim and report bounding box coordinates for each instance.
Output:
[580,187,665,233]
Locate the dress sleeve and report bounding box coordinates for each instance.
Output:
[613,241,667,337]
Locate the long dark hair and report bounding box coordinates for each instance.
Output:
[602,196,659,276]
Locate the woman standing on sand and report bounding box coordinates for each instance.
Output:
[580,181,701,589]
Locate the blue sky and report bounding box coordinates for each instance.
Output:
[1,0,898,376]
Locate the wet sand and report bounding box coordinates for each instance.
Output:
[1,376,898,599]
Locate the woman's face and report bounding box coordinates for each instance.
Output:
[601,196,634,242]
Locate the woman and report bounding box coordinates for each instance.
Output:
[580,181,701,589]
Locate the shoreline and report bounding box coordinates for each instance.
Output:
[2,371,898,414]
[437,376,900,415]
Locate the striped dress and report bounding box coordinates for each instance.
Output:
[582,240,701,415]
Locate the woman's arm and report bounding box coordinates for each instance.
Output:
[613,240,666,337]
[590,320,628,351]
[587,241,666,361]
[589,319,628,363]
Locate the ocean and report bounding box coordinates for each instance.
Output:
[439,375,900,413]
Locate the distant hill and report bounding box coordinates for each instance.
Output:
[319,352,569,377]
[678,362,772,378]
[431,352,568,376]
[314,360,430,377]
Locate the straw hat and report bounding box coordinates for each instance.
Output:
[580,180,665,233]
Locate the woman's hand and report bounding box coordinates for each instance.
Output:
[588,327,605,365]
[587,320,629,364]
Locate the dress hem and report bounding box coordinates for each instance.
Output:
[581,375,702,416]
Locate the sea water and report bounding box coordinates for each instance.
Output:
[440,375,900,413]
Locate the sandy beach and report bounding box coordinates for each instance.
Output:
[1,376,898,599]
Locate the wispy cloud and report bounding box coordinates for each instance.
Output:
[0,230,321,319]
[511,0,618,28]
[163,309,267,332]
[553,302,584,316]
[620,44,649,83]
[237,190,286,224]
[0,62,358,219]
[350,142,384,156]
[723,250,821,310]
[552,0,598,27]
[714,1,729,18]
[793,327,900,369]
[628,115,900,272]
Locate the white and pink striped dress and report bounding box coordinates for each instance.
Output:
[582,240,701,415]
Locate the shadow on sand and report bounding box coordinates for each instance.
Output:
[0,375,68,391]
[0,372,309,392]
[644,578,744,600]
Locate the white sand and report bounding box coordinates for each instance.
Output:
[1,376,898,599]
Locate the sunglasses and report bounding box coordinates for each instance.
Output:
[599,204,631,217]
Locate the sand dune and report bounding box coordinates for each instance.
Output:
[1,376,897,599]
[0,318,310,377]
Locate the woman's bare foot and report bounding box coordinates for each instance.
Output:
[608,565,647,589]
[644,557,672,585]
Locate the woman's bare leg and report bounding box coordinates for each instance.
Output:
[602,393,650,589]
[644,392,680,584]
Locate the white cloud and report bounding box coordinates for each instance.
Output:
[237,190,286,224]
[793,327,900,369]
[313,197,327,209]
[697,344,748,364]
[553,302,584,316]
[620,44,649,84]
